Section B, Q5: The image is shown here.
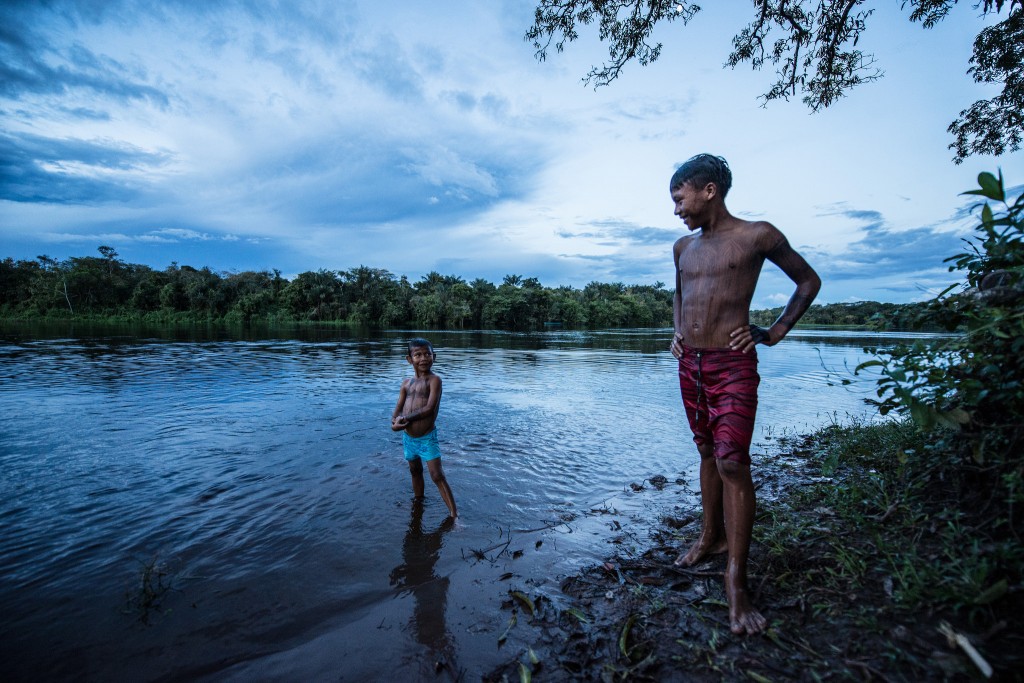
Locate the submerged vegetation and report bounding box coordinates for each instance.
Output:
[123,555,178,625]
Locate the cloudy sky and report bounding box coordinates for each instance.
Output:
[2,0,1021,307]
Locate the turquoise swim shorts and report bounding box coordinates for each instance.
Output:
[403,428,441,462]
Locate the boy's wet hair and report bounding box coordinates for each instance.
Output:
[670,154,733,197]
[407,337,434,354]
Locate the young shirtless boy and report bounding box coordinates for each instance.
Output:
[669,154,820,635]
[391,338,458,519]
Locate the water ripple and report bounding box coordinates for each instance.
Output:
[0,328,933,680]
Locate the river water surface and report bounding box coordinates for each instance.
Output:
[0,324,939,680]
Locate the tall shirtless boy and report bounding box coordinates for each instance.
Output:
[669,154,821,635]
[392,338,458,519]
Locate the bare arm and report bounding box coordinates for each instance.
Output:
[729,232,821,353]
[671,238,685,359]
[391,380,409,431]
[393,374,442,432]
[405,375,442,423]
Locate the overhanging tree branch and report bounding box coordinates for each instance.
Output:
[526,0,700,87]
[948,3,1023,162]
[526,0,1023,161]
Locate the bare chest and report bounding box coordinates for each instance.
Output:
[403,378,430,400]
[677,237,763,282]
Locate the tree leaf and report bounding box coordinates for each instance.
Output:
[855,359,884,372]
[945,407,971,425]
[977,172,1004,201]
[910,400,933,428]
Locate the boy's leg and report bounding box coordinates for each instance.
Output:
[717,458,766,635]
[425,458,457,518]
[675,442,728,566]
[408,458,425,499]
[677,351,727,565]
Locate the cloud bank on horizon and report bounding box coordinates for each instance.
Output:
[1,0,1021,307]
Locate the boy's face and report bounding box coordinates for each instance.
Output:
[406,345,435,371]
[671,181,714,231]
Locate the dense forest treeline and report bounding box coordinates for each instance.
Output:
[1,248,924,330]
[748,300,926,330]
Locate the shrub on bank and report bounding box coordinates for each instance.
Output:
[852,171,1023,628]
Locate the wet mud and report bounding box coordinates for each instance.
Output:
[477,442,1014,682]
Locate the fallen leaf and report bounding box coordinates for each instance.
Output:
[619,614,637,659]
[975,579,1008,605]
[511,590,536,618]
[498,613,517,645]
[564,607,589,623]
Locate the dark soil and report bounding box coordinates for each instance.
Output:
[481,437,1021,682]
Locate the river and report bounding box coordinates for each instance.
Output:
[0,323,942,680]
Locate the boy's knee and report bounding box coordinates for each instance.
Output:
[715,458,748,480]
[409,460,424,477]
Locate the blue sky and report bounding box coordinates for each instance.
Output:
[2,0,1021,307]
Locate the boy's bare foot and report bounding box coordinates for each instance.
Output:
[674,535,728,567]
[725,574,767,635]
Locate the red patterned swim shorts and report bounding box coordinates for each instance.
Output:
[678,345,759,465]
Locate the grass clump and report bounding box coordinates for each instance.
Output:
[759,415,1023,676]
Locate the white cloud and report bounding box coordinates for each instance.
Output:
[402,145,499,197]
[1,0,1021,302]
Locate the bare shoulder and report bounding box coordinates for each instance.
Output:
[673,232,698,255]
[744,219,788,253]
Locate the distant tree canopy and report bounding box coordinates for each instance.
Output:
[749,300,928,329]
[525,0,1023,162]
[0,248,673,330]
[0,247,928,330]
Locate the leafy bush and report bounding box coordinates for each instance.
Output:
[860,170,1023,537]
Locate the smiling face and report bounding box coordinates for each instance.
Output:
[671,181,715,231]
[406,344,435,373]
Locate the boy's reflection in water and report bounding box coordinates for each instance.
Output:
[389,499,456,664]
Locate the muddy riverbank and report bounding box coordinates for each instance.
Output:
[479,432,1020,682]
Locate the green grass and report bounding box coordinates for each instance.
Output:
[761,416,1022,634]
